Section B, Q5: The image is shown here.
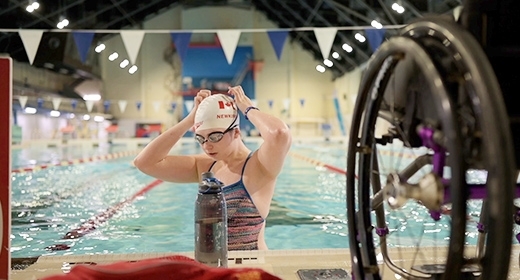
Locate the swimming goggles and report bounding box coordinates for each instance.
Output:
[195,110,239,145]
[195,125,237,144]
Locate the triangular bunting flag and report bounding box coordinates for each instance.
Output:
[313,27,337,60]
[365,28,386,53]
[170,32,192,64]
[216,30,241,64]
[283,98,290,110]
[184,100,194,113]
[118,100,127,113]
[299,98,305,108]
[267,30,288,61]
[52,97,62,110]
[71,99,77,110]
[85,100,95,112]
[153,101,161,112]
[103,100,111,112]
[19,30,44,65]
[171,102,177,112]
[136,101,142,111]
[19,96,28,109]
[120,30,145,65]
[268,99,273,109]
[72,32,95,64]
[37,98,44,109]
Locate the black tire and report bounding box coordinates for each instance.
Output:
[346,17,515,280]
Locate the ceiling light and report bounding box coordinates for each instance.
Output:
[24,107,37,114]
[26,1,39,13]
[94,116,105,122]
[315,65,326,73]
[108,52,119,61]
[95,44,106,53]
[119,59,129,68]
[43,62,54,69]
[57,15,69,29]
[342,43,353,53]
[355,33,366,43]
[128,65,138,74]
[83,94,101,101]
[392,3,405,14]
[371,20,383,29]
[50,110,60,117]
[323,59,333,67]
[83,115,91,121]
[332,52,340,59]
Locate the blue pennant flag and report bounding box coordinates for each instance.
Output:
[72,32,95,63]
[365,28,386,53]
[37,98,44,109]
[136,101,142,111]
[71,99,77,110]
[170,32,192,64]
[103,100,111,112]
[267,30,289,61]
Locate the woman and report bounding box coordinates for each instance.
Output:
[133,85,292,250]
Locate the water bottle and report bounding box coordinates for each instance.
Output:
[194,172,228,267]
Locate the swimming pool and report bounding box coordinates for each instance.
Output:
[9,139,494,259]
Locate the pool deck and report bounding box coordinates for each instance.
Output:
[10,245,520,279]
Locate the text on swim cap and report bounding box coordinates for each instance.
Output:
[216,114,236,119]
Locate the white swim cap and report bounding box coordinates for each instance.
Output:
[193,94,239,133]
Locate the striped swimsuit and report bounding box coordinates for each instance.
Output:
[208,152,265,250]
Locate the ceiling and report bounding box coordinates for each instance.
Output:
[0,0,462,81]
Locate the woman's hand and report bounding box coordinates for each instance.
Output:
[228,85,254,113]
[187,89,211,122]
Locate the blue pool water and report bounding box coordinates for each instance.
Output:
[10,141,351,258]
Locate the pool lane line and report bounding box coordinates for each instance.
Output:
[60,179,164,241]
[289,148,421,178]
[289,151,347,175]
[12,150,141,173]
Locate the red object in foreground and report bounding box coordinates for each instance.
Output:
[40,255,281,280]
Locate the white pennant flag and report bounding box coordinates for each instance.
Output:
[19,30,44,65]
[216,30,241,64]
[313,27,337,60]
[85,100,95,112]
[283,98,291,110]
[153,101,161,112]
[118,100,128,113]
[184,100,194,112]
[120,30,145,65]
[52,97,62,110]
[18,96,28,109]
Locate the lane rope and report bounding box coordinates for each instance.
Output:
[289,151,347,175]
[60,179,164,241]
[12,150,141,173]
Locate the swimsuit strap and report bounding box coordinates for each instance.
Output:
[240,152,254,176]
[207,161,217,172]
[207,151,254,173]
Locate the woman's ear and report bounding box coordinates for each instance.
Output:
[233,128,241,139]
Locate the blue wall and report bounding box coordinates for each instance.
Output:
[181,46,255,136]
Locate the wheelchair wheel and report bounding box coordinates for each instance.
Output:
[346,17,516,280]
